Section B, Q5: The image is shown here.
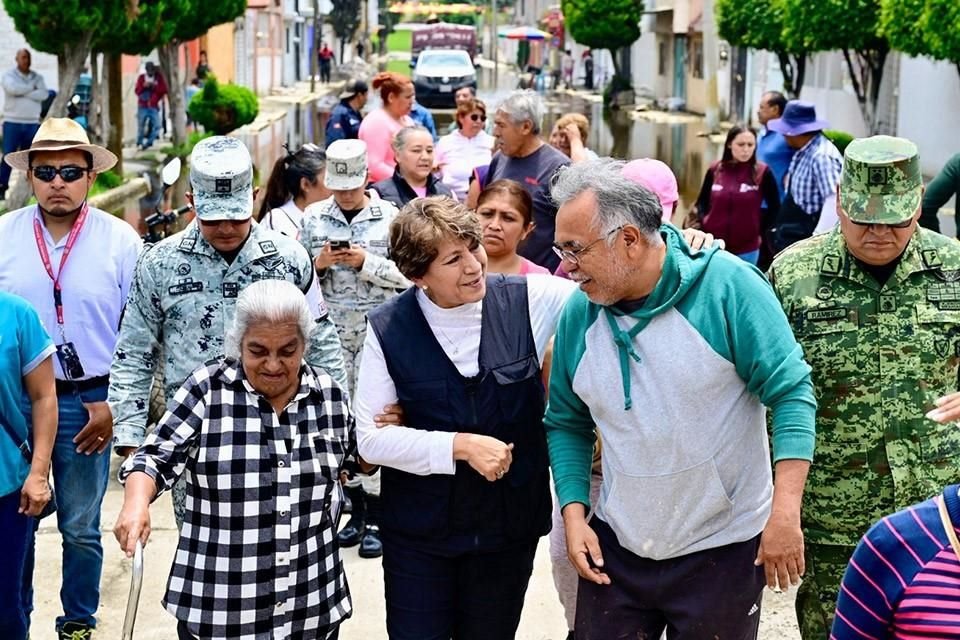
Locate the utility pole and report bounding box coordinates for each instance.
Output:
[310,0,319,93]
[491,0,498,88]
[702,0,721,133]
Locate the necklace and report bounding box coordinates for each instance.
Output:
[433,324,460,355]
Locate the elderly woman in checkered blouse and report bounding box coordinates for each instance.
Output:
[113,280,355,640]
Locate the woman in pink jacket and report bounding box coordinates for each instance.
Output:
[358,72,415,183]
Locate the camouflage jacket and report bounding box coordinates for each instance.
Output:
[769,226,960,546]
[109,221,347,449]
[299,195,409,316]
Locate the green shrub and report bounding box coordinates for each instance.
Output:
[94,169,123,190]
[188,75,259,135]
[823,129,855,156]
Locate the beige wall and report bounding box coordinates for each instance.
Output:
[203,22,236,84]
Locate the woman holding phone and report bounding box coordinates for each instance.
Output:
[300,139,409,558]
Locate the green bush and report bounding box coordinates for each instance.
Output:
[823,129,855,156]
[94,169,123,190]
[187,75,259,135]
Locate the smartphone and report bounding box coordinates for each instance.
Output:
[329,240,351,250]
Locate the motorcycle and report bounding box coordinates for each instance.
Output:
[142,157,192,244]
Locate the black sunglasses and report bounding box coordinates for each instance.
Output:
[849,218,913,229]
[31,165,90,183]
[469,113,487,122]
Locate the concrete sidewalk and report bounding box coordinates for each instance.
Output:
[29,456,801,639]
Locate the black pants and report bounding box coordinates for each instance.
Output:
[320,62,331,83]
[177,621,340,639]
[382,537,538,640]
[575,518,765,640]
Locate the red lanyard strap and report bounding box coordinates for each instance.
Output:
[33,203,89,325]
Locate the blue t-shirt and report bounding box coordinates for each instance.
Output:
[757,128,794,203]
[0,291,55,497]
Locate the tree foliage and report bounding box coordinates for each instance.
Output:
[96,0,190,56]
[174,0,247,42]
[330,0,362,62]
[562,0,644,83]
[782,0,889,133]
[881,0,960,78]
[187,75,258,135]
[716,0,806,97]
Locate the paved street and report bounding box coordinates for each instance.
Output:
[27,457,802,639]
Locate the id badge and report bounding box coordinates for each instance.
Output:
[56,342,86,380]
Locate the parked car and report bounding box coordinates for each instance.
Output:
[412,49,477,109]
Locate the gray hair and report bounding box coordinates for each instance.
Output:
[551,158,664,243]
[225,280,313,359]
[391,125,433,153]
[496,90,544,135]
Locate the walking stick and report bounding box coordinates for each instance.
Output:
[121,540,144,640]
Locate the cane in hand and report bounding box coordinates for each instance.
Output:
[121,540,144,640]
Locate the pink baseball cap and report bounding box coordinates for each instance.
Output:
[622,159,679,222]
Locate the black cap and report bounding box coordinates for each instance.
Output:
[339,80,369,100]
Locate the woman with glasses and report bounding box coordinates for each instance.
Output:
[353,197,575,639]
[437,98,495,201]
[257,143,329,239]
[371,125,454,209]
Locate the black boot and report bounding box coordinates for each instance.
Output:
[337,486,365,547]
[359,494,383,558]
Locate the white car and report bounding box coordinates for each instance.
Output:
[412,49,477,108]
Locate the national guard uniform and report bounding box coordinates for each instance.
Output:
[300,139,408,558]
[109,136,347,523]
[769,136,960,640]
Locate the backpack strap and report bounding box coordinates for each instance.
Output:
[938,485,960,561]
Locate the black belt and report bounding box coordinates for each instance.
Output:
[56,375,109,395]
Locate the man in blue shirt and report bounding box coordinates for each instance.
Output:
[410,98,438,141]
[325,80,367,144]
[757,91,793,202]
[0,291,57,640]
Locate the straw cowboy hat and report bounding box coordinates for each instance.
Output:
[5,117,117,172]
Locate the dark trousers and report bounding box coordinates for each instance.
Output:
[0,490,34,639]
[0,121,40,189]
[320,61,331,83]
[177,621,340,639]
[575,518,765,640]
[382,537,538,640]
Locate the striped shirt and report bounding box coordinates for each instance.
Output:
[832,488,960,639]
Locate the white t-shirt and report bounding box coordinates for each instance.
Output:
[437,129,495,200]
[262,199,304,239]
[354,273,576,475]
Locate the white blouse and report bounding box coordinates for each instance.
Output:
[262,199,304,239]
[437,129,495,200]
[353,274,577,475]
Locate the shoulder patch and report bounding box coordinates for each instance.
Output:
[259,240,278,255]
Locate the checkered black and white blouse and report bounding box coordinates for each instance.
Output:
[121,358,353,639]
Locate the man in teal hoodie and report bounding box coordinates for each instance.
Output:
[546,158,817,639]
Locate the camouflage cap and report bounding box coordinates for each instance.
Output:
[189,136,254,221]
[324,139,368,191]
[839,135,922,225]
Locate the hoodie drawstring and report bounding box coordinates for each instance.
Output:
[604,309,644,410]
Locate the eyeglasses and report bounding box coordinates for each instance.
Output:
[31,165,90,183]
[552,226,623,265]
[849,218,913,230]
[468,113,487,122]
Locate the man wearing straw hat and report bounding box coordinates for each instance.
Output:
[0,117,143,640]
[769,135,960,640]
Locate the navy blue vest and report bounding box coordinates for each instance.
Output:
[367,274,552,552]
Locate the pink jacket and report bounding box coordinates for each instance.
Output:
[358,109,414,183]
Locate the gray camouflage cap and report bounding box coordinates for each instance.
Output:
[839,135,922,225]
[189,136,254,221]
[324,139,368,191]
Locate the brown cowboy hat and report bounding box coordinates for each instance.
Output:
[5,118,117,172]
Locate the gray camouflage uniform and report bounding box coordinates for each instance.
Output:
[109,221,347,519]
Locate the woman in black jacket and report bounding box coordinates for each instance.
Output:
[372,125,454,208]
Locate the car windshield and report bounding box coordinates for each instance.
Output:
[419,52,469,67]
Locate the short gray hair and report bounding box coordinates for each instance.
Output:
[496,90,544,135]
[225,280,313,359]
[391,124,433,154]
[551,158,664,241]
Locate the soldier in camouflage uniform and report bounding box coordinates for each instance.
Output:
[769,136,960,640]
[300,139,409,559]
[109,136,347,523]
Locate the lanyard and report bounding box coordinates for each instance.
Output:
[32,203,89,326]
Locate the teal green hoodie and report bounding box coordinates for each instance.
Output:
[544,224,815,560]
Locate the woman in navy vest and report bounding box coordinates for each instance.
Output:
[353,196,576,639]
[695,124,781,265]
[372,126,455,209]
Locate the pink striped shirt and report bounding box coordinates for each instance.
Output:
[832,491,960,639]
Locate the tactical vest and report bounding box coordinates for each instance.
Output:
[367,274,552,552]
